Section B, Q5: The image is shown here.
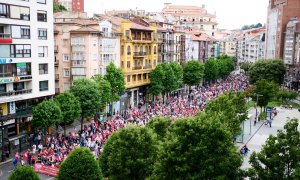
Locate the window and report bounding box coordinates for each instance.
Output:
[64,83,70,91]
[38,46,48,57]
[154,46,157,54]
[143,73,147,79]
[63,68,70,77]
[37,0,46,4]
[37,10,47,22]
[38,29,47,40]
[127,75,130,82]
[39,80,48,91]
[121,61,124,68]
[121,45,124,55]
[71,37,84,45]
[21,26,30,39]
[71,68,85,75]
[127,45,131,55]
[13,82,24,91]
[10,5,30,20]
[127,61,130,68]
[15,45,31,58]
[0,44,31,58]
[0,4,9,18]
[39,63,48,74]
[0,84,6,93]
[11,25,30,39]
[63,54,69,61]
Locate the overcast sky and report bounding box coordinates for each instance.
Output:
[85,0,268,30]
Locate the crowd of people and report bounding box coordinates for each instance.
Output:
[14,73,249,168]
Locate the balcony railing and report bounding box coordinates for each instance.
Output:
[16,107,32,117]
[55,74,59,80]
[133,52,147,56]
[55,60,59,66]
[0,33,11,38]
[132,66,143,70]
[0,89,32,98]
[143,65,152,69]
[72,56,85,61]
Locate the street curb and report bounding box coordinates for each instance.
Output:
[0,158,13,166]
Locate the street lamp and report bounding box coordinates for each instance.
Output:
[0,107,5,162]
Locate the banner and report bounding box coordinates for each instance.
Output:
[34,163,58,177]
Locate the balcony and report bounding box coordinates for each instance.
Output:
[55,60,59,66]
[143,65,152,69]
[16,107,32,117]
[54,45,58,53]
[0,89,32,98]
[72,56,85,61]
[72,61,85,67]
[55,74,59,80]
[55,88,60,94]
[133,52,147,57]
[0,33,12,43]
[132,66,143,70]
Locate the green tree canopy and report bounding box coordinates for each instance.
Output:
[70,78,101,118]
[248,60,286,84]
[148,64,165,96]
[161,63,178,95]
[53,2,67,13]
[93,75,112,111]
[241,23,263,30]
[169,62,183,87]
[32,100,62,130]
[9,165,40,180]
[252,79,278,108]
[54,92,81,135]
[204,59,219,82]
[152,115,243,179]
[145,117,172,140]
[240,62,251,74]
[248,119,300,179]
[57,147,103,180]
[205,92,247,135]
[99,125,158,179]
[217,56,235,78]
[183,60,205,87]
[104,63,126,103]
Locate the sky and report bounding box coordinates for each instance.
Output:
[84,0,268,30]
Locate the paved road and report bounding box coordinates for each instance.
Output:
[240,107,300,169]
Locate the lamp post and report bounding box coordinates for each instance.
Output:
[0,107,5,162]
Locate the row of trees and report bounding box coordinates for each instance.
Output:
[11,118,300,180]
[32,63,125,133]
[149,56,235,98]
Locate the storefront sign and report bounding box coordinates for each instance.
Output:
[0,58,13,64]
[9,102,16,114]
[0,77,13,84]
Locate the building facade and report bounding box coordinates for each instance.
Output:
[56,0,84,12]
[283,17,300,90]
[0,0,54,148]
[266,0,300,59]
[185,32,210,63]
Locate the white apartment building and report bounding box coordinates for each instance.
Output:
[0,0,54,143]
[237,28,266,64]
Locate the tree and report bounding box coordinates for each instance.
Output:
[204,59,218,82]
[205,92,247,135]
[161,63,178,97]
[92,75,112,111]
[252,79,278,109]
[53,2,67,13]
[248,60,286,84]
[240,62,251,74]
[104,63,125,115]
[145,117,172,140]
[9,165,40,180]
[104,63,126,103]
[183,60,205,89]
[32,100,62,131]
[152,115,243,179]
[99,125,158,179]
[148,64,165,97]
[57,147,103,180]
[248,119,300,179]
[70,79,102,131]
[169,62,183,88]
[54,92,81,135]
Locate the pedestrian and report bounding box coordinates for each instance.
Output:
[254,119,257,126]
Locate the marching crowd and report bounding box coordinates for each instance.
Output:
[13,73,249,169]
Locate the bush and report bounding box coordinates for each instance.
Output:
[57,147,103,180]
[9,165,39,180]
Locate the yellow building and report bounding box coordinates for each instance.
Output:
[119,20,158,106]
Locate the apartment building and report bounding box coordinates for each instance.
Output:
[162,3,218,36]
[266,0,300,59]
[283,17,300,90]
[185,32,211,63]
[237,27,266,64]
[0,0,54,145]
[117,18,159,107]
